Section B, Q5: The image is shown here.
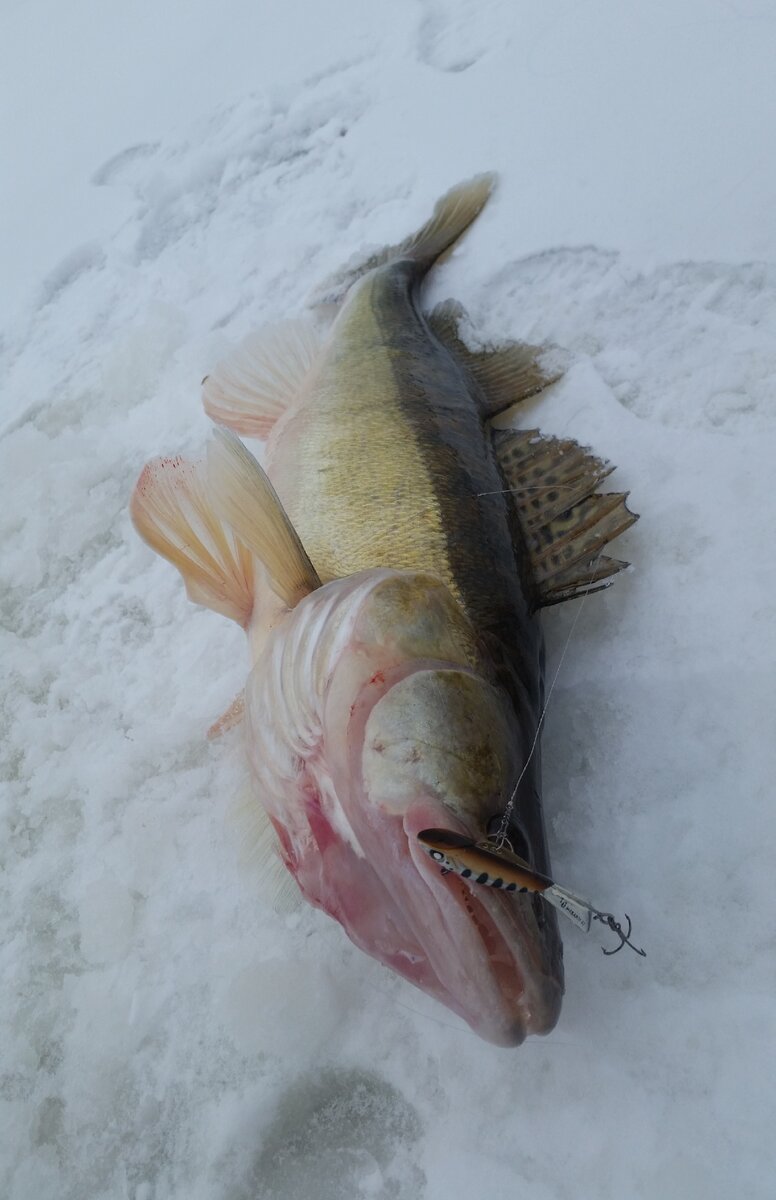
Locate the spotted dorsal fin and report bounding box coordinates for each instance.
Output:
[492,427,638,606]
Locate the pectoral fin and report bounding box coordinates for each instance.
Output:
[428,299,567,419]
[207,428,320,608]
[202,318,321,439]
[492,427,638,606]
[130,455,255,626]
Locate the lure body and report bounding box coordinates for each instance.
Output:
[417,829,596,934]
[417,829,553,893]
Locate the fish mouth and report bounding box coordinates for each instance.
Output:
[399,802,563,1045]
[311,666,564,1046]
[292,791,563,1046]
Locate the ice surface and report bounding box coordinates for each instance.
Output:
[3,1,776,1197]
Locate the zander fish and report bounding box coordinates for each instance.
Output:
[131,177,637,1046]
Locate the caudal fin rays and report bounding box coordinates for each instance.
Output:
[310,174,497,308]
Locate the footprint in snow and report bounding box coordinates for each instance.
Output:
[91,142,161,188]
[243,1067,425,1200]
[415,1,486,73]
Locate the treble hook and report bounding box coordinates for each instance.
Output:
[592,910,646,957]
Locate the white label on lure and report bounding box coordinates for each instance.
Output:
[544,885,593,932]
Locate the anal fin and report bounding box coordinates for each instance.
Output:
[202,318,320,439]
[131,456,255,626]
[428,300,566,419]
[492,428,638,607]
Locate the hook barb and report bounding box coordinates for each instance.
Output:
[595,910,646,957]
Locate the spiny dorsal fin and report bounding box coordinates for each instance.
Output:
[310,175,496,308]
[202,318,321,439]
[492,428,615,530]
[130,455,255,626]
[492,427,638,607]
[538,554,630,607]
[207,428,320,608]
[428,299,567,419]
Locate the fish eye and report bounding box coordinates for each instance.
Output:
[429,849,445,862]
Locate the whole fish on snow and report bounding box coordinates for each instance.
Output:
[131,177,637,1046]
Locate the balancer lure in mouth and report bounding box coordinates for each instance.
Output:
[417,829,646,957]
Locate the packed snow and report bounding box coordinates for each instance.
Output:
[3,2,776,1197]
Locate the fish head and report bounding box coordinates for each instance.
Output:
[246,569,563,1045]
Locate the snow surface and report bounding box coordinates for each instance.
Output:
[3,2,776,1197]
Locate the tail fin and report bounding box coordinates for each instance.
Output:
[310,174,497,308]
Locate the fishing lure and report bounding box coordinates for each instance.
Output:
[417,829,646,957]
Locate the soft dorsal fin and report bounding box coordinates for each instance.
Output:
[202,318,321,439]
[492,427,638,607]
[428,299,566,419]
[207,428,320,608]
[130,455,255,626]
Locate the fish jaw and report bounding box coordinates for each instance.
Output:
[266,746,562,1047]
[402,803,563,1044]
[244,570,563,1045]
[336,665,562,1044]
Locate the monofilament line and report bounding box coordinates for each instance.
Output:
[493,548,605,849]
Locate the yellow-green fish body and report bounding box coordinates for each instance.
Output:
[132,177,637,1044]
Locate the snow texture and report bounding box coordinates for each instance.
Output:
[2,2,776,1197]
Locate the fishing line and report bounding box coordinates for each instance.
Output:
[492,546,605,849]
[467,483,609,846]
